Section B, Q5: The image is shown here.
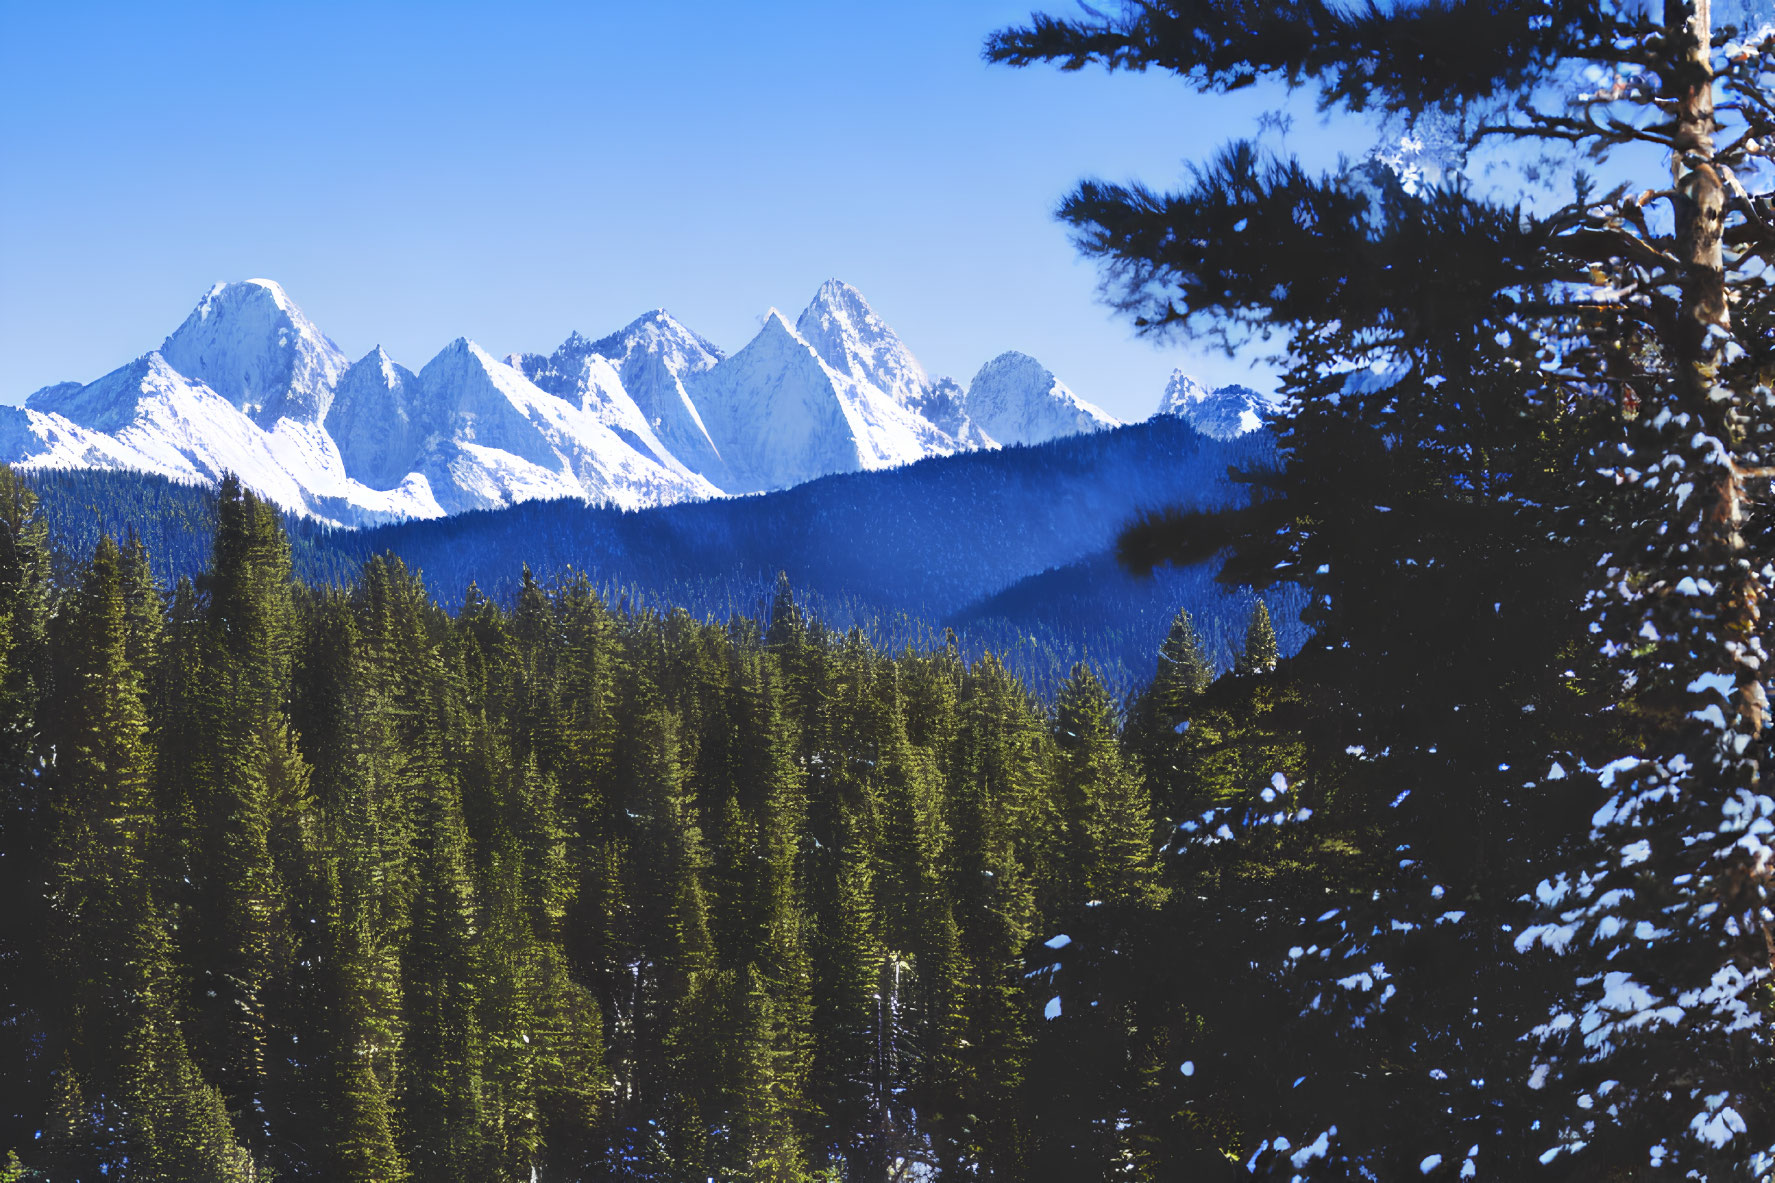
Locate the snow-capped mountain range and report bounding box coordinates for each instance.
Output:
[1156,371,1280,441]
[1,277,1271,527]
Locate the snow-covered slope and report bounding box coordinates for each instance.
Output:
[27,352,437,524]
[407,339,720,514]
[687,309,955,493]
[516,314,724,485]
[963,351,1120,446]
[584,313,726,454]
[911,376,996,449]
[158,279,349,427]
[796,279,931,409]
[1156,370,1276,439]
[5,276,1143,524]
[326,348,428,491]
[795,279,990,449]
[0,402,167,474]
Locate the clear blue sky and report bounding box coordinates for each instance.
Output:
[0,1,1377,421]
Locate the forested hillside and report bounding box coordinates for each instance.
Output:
[20,415,1303,690]
[0,471,1320,1182]
[336,414,1245,615]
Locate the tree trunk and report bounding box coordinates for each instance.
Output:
[1667,0,1767,736]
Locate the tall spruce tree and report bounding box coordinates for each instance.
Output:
[1147,607,1213,725]
[941,654,1050,1178]
[0,469,51,1158]
[1029,664,1166,1183]
[1126,606,1215,826]
[872,663,965,1181]
[401,770,490,1181]
[810,814,886,1178]
[292,587,411,1183]
[42,536,253,1181]
[172,477,316,1160]
[992,0,1775,1174]
[1050,664,1162,911]
[1232,601,1278,677]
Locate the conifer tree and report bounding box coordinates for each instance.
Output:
[170,478,316,1155]
[293,588,412,1182]
[1029,664,1166,1182]
[401,773,489,1180]
[809,818,886,1177]
[0,469,52,1155]
[1051,663,1162,911]
[1126,607,1214,824]
[153,574,208,892]
[605,677,724,1175]
[732,655,817,1177]
[42,536,254,1180]
[940,654,1049,1178]
[533,963,609,1180]
[116,920,260,1183]
[992,0,1775,1173]
[546,572,624,1003]
[1146,607,1212,726]
[870,666,962,1180]
[332,1039,406,1183]
[654,779,721,1177]
[1232,600,1277,677]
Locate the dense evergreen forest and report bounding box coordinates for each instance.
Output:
[0,470,1320,1181]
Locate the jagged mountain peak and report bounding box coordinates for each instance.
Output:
[1157,368,1276,439]
[228,276,293,304]
[813,276,864,301]
[794,279,931,411]
[351,343,415,384]
[686,307,873,493]
[498,308,732,490]
[158,278,348,427]
[587,308,725,365]
[327,347,424,492]
[366,344,406,381]
[1160,370,1213,411]
[746,306,868,378]
[28,352,165,435]
[685,299,964,494]
[621,308,687,333]
[964,351,1119,447]
[510,309,725,400]
[419,338,543,408]
[185,277,300,322]
[747,306,831,359]
[797,278,879,331]
[976,349,1043,378]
